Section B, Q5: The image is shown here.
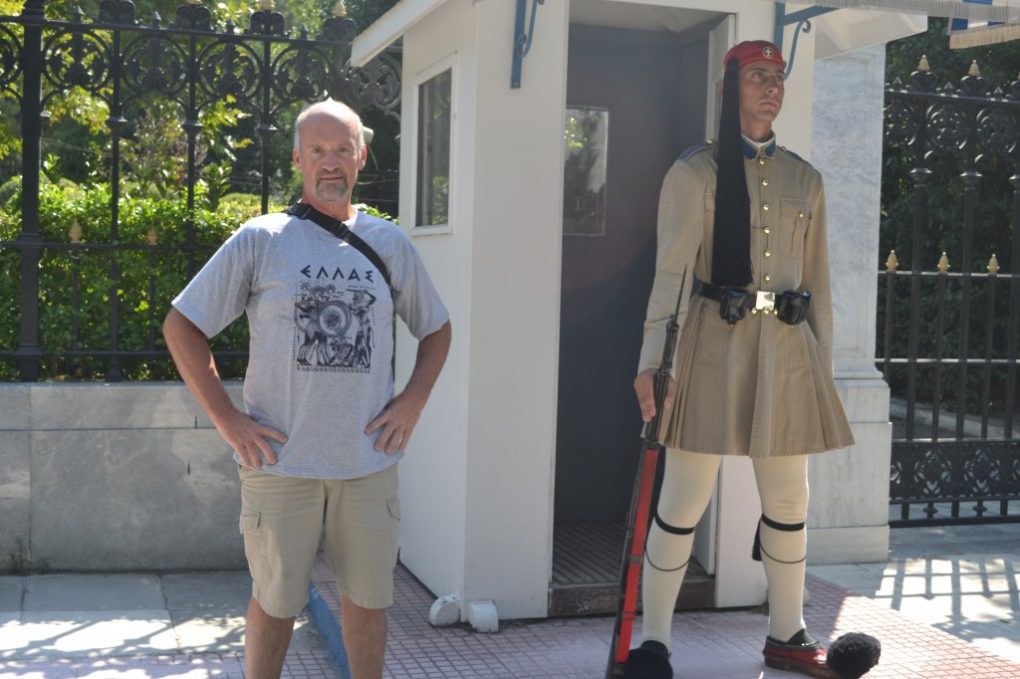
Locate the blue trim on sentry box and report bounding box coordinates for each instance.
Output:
[308,582,352,679]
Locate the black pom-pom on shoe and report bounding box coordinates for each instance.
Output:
[624,640,673,679]
[827,633,881,679]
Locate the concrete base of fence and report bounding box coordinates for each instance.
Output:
[0,383,246,572]
[808,524,891,565]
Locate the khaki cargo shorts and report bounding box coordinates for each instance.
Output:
[238,463,401,618]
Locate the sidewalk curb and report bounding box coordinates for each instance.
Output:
[307,581,351,679]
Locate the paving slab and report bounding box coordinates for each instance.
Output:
[2,610,178,658]
[168,607,323,655]
[161,573,250,612]
[811,524,1020,667]
[0,578,23,612]
[23,575,164,612]
[889,523,1020,557]
[167,610,247,654]
[0,650,330,679]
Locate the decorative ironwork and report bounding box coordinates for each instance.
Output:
[959,62,988,98]
[772,2,836,76]
[272,44,330,104]
[172,3,211,31]
[248,7,285,37]
[883,97,918,147]
[891,441,1020,525]
[0,24,20,94]
[342,51,401,117]
[99,0,137,25]
[927,103,968,156]
[198,40,260,101]
[319,14,356,44]
[43,29,111,94]
[122,35,188,98]
[0,0,403,381]
[906,60,937,92]
[977,108,1017,161]
[882,59,1020,526]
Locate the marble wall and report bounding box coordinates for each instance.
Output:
[0,384,246,571]
[807,44,893,563]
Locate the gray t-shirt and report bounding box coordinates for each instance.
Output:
[172,210,449,479]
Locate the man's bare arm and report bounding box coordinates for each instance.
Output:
[163,308,285,468]
[366,320,452,454]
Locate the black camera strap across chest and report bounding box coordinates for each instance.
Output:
[284,202,392,289]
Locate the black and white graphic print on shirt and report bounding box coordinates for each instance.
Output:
[293,282,377,371]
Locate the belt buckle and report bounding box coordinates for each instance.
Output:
[755,290,776,312]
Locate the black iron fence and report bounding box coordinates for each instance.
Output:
[881,57,1020,526]
[0,0,400,381]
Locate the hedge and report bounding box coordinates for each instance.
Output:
[0,182,392,381]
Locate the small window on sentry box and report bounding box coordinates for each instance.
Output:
[416,68,452,227]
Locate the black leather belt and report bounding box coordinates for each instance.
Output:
[693,278,776,311]
[692,278,811,326]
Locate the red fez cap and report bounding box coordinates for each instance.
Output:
[724,40,786,69]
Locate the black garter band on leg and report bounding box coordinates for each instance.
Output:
[751,514,806,564]
[644,511,695,573]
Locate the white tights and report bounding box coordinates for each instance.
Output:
[639,449,809,650]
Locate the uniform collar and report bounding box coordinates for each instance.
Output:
[741,134,777,160]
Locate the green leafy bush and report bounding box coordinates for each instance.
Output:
[1,185,397,381]
[0,183,285,380]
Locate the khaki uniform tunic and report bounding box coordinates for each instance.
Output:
[638,142,854,458]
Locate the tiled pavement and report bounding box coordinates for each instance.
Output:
[306,557,1020,679]
[0,653,331,679]
[2,532,1020,678]
[810,523,1020,667]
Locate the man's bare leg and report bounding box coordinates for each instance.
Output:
[245,596,296,679]
[341,596,387,679]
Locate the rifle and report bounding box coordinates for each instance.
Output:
[605,269,687,679]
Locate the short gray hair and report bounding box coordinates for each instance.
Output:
[293,99,365,152]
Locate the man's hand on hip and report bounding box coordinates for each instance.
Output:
[216,408,287,469]
[365,388,427,454]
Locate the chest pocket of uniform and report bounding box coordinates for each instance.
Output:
[703,191,716,215]
[781,198,809,259]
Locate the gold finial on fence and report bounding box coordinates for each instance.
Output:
[68,219,82,243]
[937,251,950,273]
[987,253,1000,275]
[917,54,930,72]
[968,60,981,78]
[886,250,899,271]
[258,0,275,11]
[146,228,159,246]
[332,0,348,17]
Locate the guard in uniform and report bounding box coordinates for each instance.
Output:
[626,41,857,679]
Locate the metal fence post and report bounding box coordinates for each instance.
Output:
[14,0,45,382]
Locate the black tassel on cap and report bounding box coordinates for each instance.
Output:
[711,57,753,288]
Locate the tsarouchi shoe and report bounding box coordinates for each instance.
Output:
[763,629,840,679]
[624,640,673,679]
